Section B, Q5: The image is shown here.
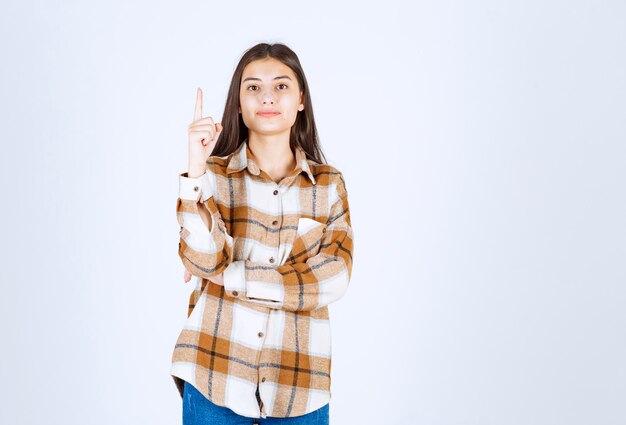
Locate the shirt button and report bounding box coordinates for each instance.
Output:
[272,220,278,225]
[322,227,326,233]
[273,189,278,195]
[232,290,238,296]
[258,332,264,338]
[193,186,200,192]
[261,377,266,382]
[269,257,274,263]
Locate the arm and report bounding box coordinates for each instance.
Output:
[223,172,354,311]
[177,167,233,279]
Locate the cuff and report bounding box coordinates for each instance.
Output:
[246,276,283,305]
[179,171,213,202]
[223,260,246,298]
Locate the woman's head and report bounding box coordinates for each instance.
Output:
[238,57,304,146]
[211,43,326,165]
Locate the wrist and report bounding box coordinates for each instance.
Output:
[187,163,207,178]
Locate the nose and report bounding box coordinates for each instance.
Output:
[261,88,276,104]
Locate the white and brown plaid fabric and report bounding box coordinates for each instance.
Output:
[170,139,354,418]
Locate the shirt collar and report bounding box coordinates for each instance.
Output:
[226,138,317,185]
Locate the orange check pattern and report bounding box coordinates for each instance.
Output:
[170,139,354,418]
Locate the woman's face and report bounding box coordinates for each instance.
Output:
[239,57,304,139]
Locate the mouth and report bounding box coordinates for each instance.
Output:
[257,111,280,117]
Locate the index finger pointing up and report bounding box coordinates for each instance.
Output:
[194,87,203,121]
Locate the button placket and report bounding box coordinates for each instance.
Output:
[271,186,281,265]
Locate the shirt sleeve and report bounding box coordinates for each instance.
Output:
[177,169,234,279]
[223,172,354,311]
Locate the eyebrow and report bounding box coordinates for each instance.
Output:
[242,75,293,83]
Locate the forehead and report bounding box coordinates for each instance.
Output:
[241,58,296,80]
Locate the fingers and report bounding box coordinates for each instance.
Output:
[190,116,215,125]
[189,122,221,145]
[212,123,223,143]
[189,130,214,146]
[194,87,202,121]
[184,270,192,283]
[190,88,221,149]
[188,124,214,132]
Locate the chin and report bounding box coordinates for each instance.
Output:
[249,124,291,134]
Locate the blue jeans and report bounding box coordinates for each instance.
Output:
[183,380,329,425]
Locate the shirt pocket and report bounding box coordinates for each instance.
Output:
[289,217,327,262]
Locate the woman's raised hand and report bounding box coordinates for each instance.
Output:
[183,88,226,285]
[188,87,223,174]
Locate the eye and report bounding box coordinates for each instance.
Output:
[246,83,288,91]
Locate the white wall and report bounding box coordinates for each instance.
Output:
[1,0,624,424]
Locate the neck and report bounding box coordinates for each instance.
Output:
[248,132,296,182]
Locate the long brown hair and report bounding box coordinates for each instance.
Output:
[210,42,327,165]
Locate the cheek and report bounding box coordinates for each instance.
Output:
[239,99,255,119]
[281,111,296,124]
[283,106,299,123]
[281,99,299,119]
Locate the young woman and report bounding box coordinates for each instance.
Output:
[170,42,354,425]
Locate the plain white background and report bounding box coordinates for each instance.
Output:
[1,0,625,424]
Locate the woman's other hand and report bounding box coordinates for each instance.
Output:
[183,270,224,286]
[188,87,223,177]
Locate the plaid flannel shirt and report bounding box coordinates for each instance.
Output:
[170,139,354,418]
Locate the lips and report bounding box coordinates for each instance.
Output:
[257,111,280,117]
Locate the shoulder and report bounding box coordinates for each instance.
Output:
[308,161,349,198]
[308,161,345,181]
[204,154,232,177]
